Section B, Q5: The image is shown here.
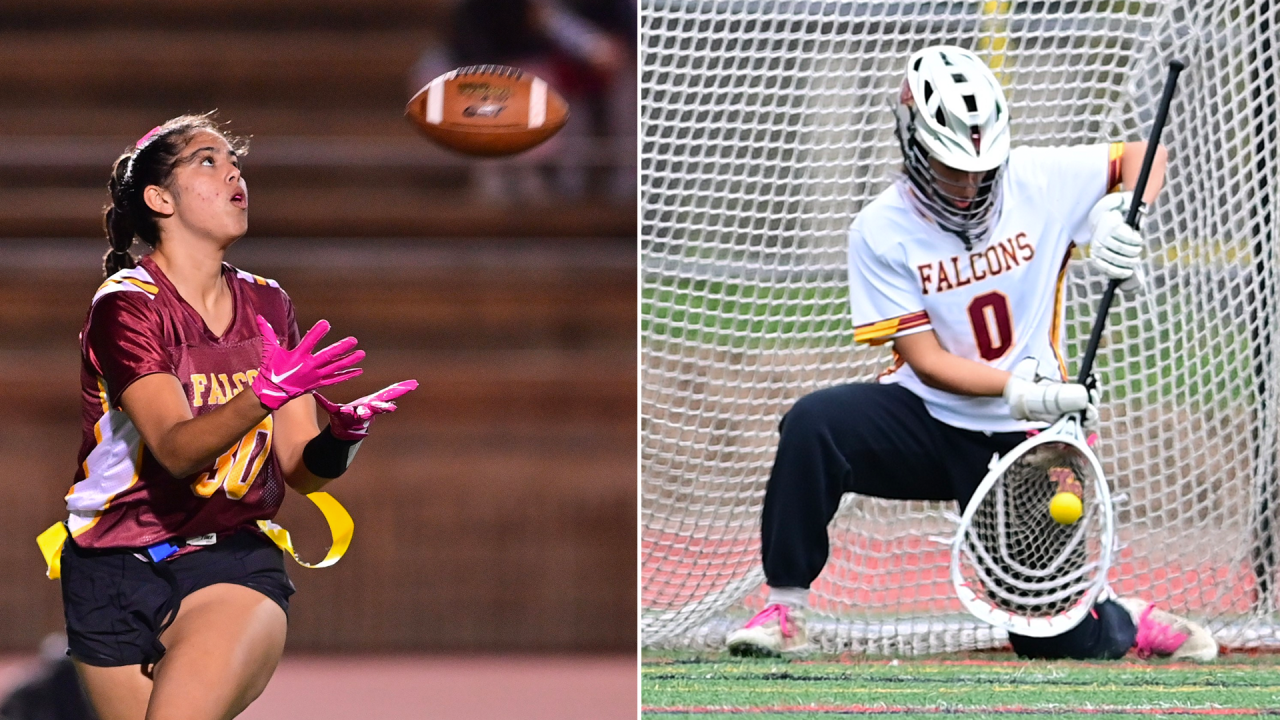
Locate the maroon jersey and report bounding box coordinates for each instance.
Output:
[66,255,301,552]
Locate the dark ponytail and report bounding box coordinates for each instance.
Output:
[101,113,248,277]
[103,154,138,276]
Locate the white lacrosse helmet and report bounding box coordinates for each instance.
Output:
[894,45,1011,247]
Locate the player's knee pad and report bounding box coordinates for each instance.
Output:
[1092,598,1139,659]
[1007,599,1137,660]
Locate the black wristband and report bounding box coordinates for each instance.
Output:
[302,426,363,479]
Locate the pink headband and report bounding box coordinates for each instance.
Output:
[123,125,165,182]
[135,125,164,149]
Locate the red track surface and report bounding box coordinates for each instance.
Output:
[1,654,637,720]
[242,655,636,720]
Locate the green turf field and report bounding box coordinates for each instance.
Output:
[642,652,1280,717]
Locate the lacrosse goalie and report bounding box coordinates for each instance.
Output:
[726,44,1217,662]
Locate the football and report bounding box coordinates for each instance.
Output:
[406,65,570,157]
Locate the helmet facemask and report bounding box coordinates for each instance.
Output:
[892,45,1011,250]
[896,110,1006,249]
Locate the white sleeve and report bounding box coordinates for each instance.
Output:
[847,224,930,346]
[1017,143,1124,245]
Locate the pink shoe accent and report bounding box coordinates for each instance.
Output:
[1133,605,1189,659]
[745,604,794,639]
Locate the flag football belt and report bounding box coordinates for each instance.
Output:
[35,491,354,580]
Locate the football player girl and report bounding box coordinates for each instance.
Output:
[726,46,1218,662]
[57,114,416,720]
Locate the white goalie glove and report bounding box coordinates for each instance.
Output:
[1087,191,1145,293]
[1003,358,1100,429]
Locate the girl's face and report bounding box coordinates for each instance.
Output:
[151,130,248,245]
[927,155,983,209]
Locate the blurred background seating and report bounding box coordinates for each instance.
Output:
[0,0,636,236]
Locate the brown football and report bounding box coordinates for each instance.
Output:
[406,65,570,157]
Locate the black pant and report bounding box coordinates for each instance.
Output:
[761,382,1135,660]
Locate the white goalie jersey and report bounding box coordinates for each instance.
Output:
[849,143,1125,433]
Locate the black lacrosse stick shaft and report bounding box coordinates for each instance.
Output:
[1076,59,1185,385]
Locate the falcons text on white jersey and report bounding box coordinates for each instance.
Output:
[848,143,1125,432]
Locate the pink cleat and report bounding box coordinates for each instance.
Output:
[726,604,810,657]
[1118,598,1218,662]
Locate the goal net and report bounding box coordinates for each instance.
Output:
[641,0,1280,652]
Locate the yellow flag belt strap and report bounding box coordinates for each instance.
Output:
[37,491,353,580]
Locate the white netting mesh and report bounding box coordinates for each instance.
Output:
[641,0,1280,652]
[957,441,1109,635]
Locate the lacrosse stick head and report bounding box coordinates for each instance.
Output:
[950,414,1114,637]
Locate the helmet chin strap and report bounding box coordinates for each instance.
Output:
[899,183,971,251]
[897,136,1004,249]
[900,177,999,253]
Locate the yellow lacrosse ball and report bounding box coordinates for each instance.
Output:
[1049,492,1083,525]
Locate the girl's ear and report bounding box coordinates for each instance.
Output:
[142,185,175,217]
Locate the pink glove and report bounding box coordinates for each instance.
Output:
[314,380,418,440]
[251,316,364,411]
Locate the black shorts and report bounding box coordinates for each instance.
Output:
[60,528,295,668]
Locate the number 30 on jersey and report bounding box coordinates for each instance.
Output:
[191,416,273,499]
